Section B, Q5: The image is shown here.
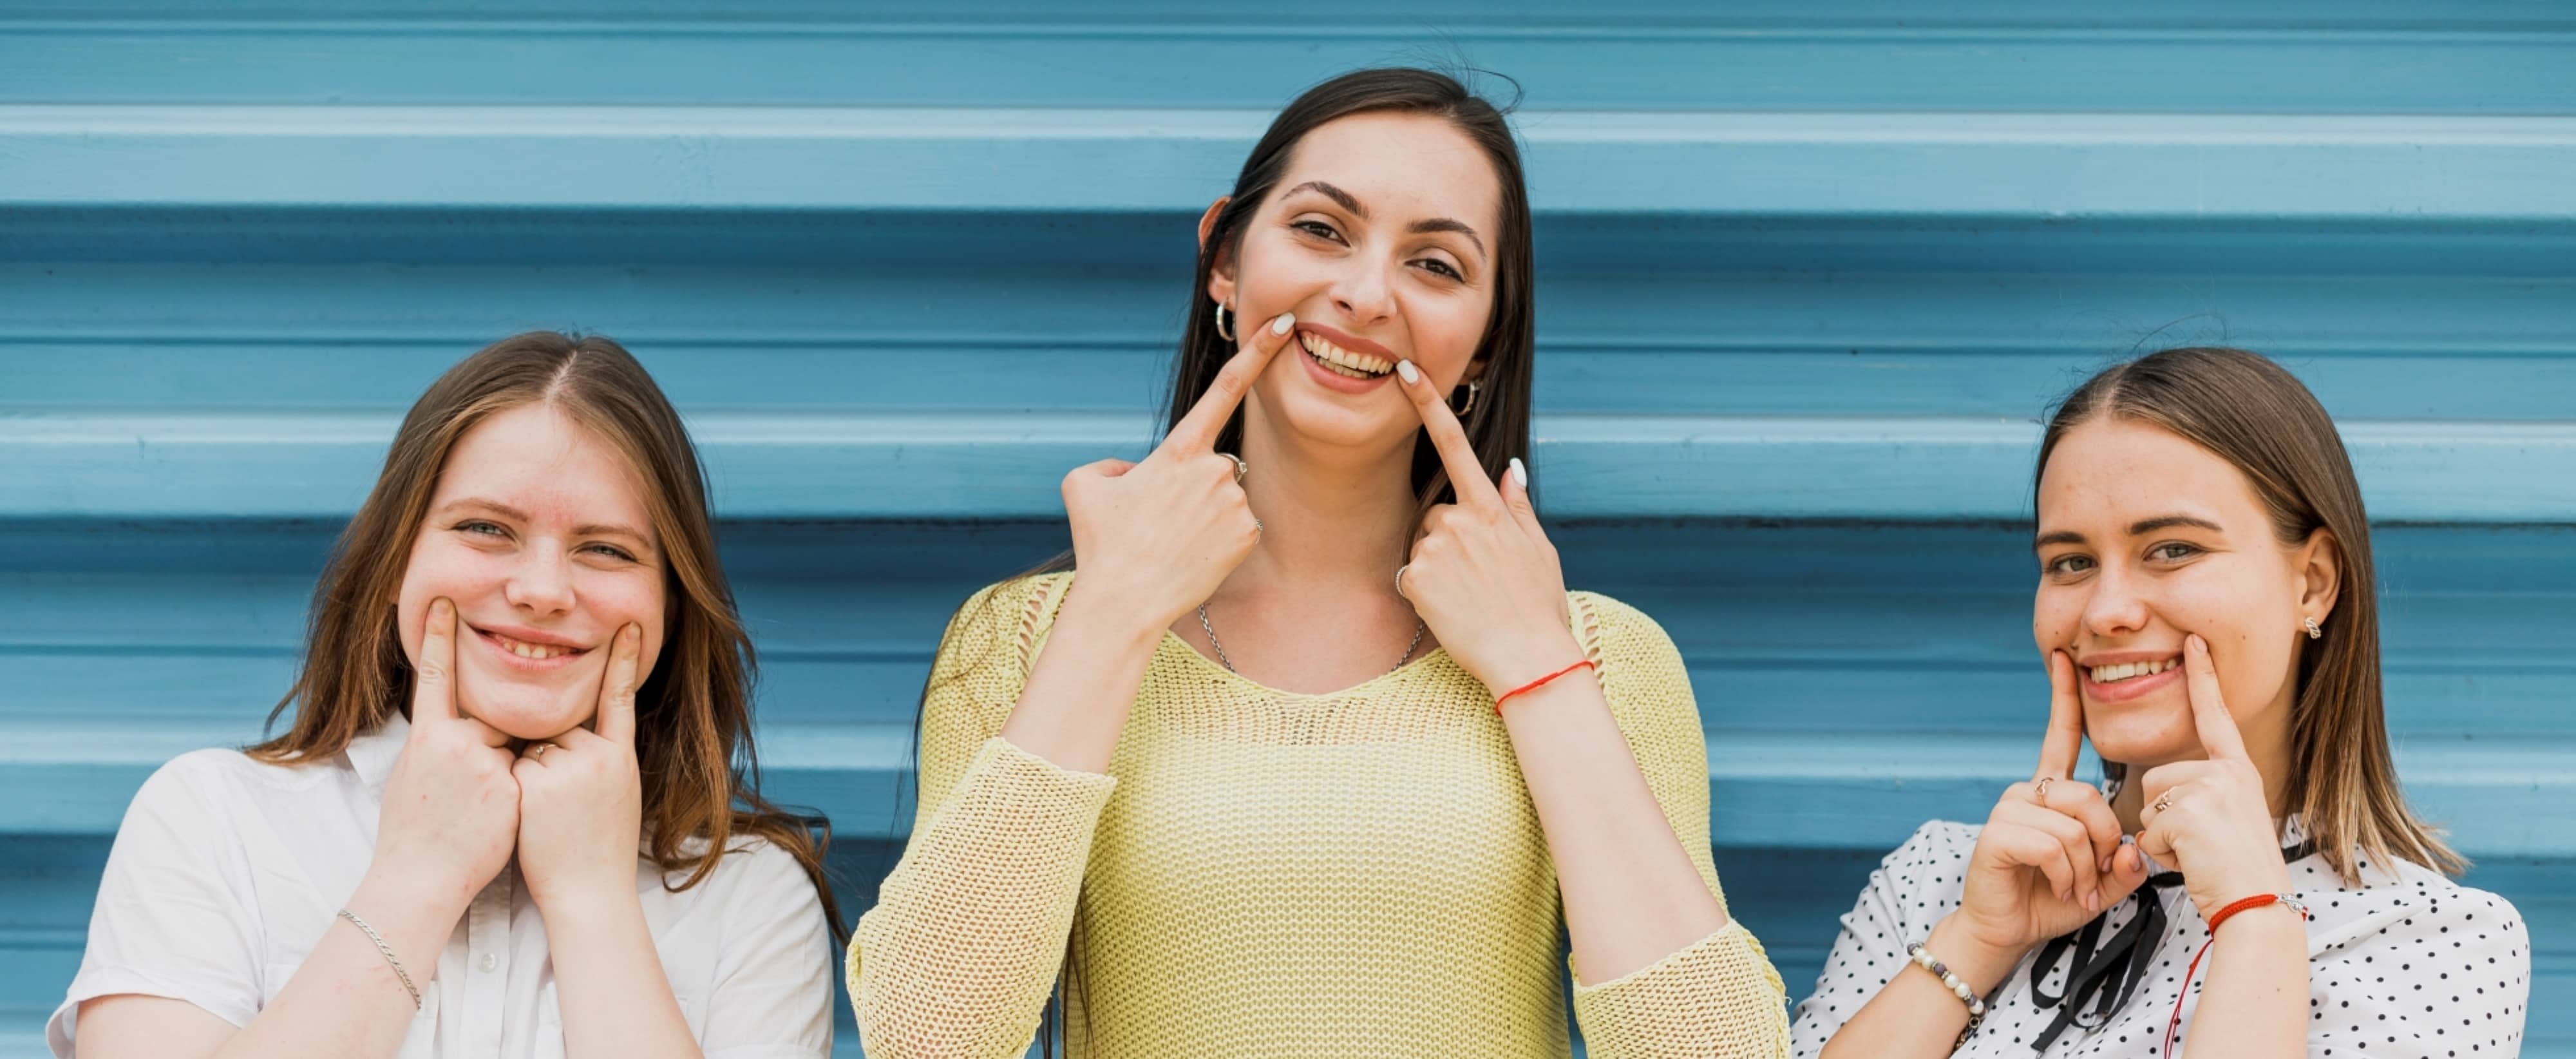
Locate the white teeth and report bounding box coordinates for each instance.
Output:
[492,633,570,660]
[1298,331,1392,377]
[2088,658,2179,683]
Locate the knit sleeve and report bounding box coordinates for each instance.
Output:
[1566,593,1792,1059]
[846,575,1119,1059]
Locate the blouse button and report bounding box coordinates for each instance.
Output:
[478,952,498,972]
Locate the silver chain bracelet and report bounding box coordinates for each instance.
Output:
[339,907,422,1010]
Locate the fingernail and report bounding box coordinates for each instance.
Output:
[2085,892,2101,913]
[1396,359,1419,384]
[2188,634,2206,654]
[430,598,450,619]
[1271,312,1294,335]
[1509,457,1528,488]
[2099,855,2112,873]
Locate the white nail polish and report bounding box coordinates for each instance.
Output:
[1509,457,1528,488]
[1272,312,1294,335]
[1396,359,1419,384]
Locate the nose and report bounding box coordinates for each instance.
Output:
[2079,561,2150,641]
[502,547,576,618]
[1330,254,1396,326]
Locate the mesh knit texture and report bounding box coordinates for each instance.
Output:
[849,573,1792,1058]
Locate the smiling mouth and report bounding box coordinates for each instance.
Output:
[1299,330,1396,379]
[2089,657,2179,684]
[475,627,591,662]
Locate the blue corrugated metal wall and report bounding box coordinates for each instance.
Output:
[3,3,2570,1055]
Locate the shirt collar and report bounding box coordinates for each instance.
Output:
[345,714,408,791]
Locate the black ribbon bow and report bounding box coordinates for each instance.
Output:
[2023,837,2316,1052]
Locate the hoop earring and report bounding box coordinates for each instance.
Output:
[1449,381,1479,417]
[2303,616,2323,640]
[1212,300,1235,342]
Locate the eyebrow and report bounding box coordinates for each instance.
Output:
[2031,514,2226,552]
[1282,180,1488,258]
[440,497,656,551]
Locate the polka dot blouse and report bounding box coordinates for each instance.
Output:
[1789,817,2528,1057]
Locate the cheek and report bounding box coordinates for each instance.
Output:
[2032,585,2081,649]
[585,574,667,671]
[394,537,486,663]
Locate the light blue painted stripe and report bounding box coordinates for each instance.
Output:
[3,720,2566,857]
[7,410,2573,522]
[7,108,2576,223]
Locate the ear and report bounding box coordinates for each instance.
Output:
[1198,196,1236,307]
[2295,527,2342,625]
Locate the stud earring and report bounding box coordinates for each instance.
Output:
[1213,300,1235,342]
[2303,616,2323,640]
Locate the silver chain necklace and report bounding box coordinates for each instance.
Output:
[1195,602,1425,677]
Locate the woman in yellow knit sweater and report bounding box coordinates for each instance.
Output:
[846,68,1790,1058]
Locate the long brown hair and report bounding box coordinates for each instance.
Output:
[252,331,842,931]
[2036,346,2464,882]
[901,67,1539,1054]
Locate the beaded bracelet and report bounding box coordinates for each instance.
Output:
[1906,941,1987,1046]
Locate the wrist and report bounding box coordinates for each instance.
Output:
[1482,629,1587,693]
[531,884,646,939]
[1925,913,2029,996]
[1056,582,1179,652]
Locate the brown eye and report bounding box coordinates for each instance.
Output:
[1292,220,1345,244]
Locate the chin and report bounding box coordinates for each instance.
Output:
[1271,392,1408,450]
[459,690,594,741]
[2084,712,2197,772]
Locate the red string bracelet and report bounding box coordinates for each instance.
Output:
[1493,659,1594,714]
[2163,892,2312,1056]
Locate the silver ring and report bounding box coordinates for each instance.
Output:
[529,741,552,759]
[2032,776,2054,804]
[1226,453,1247,482]
[1252,517,1264,535]
[1394,564,1411,600]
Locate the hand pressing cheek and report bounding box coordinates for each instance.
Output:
[395,402,667,742]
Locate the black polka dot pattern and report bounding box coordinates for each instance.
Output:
[1788,819,2530,1057]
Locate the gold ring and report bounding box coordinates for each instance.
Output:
[2151,792,2174,814]
[530,741,553,759]
[2032,776,2054,803]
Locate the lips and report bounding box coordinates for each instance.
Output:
[2078,653,2184,703]
[469,624,593,669]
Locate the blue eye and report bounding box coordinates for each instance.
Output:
[457,520,506,537]
[583,543,637,562]
[2149,542,2202,562]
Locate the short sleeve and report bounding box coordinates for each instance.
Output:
[699,841,835,1059]
[1788,821,1978,1058]
[1564,593,1792,1059]
[48,752,266,1056]
[2298,880,2529,1058]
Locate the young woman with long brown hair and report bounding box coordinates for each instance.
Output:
[847,67,1790,1058]
[1792,347,2530,1058]
[52,333,838,1059]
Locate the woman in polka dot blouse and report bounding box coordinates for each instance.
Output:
[1792,347,2530,1058]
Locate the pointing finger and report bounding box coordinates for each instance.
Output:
[1499,457,1545,539]
[2183,634,2250,761]
[411,598,460,728]
[594,624,641,746]
[1393,359,1503,514]
[2036,649,2085,780]
[1161,312,1295,457]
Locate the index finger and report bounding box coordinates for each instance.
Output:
[594,624,643,745]
[2182,634,2250,761]
[410,597,460,727]
[1393,359,1504,513]
[2036,649,2084,780]
[1161,312,1296,456]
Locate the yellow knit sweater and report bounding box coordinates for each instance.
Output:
[847,573,1790,1058]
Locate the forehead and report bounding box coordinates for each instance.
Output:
[2036,415,2268,531]
[1276,111,1502,234]
[433,402,651,530]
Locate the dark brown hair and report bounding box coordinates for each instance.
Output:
[2037,346,2463,881]
[251,331,842,931]
[899,67,1537,1054]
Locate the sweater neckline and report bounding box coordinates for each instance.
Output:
[1154,628,1457,702]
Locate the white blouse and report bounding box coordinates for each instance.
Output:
[48,715,833,1059]
[1790,817,2528,1058]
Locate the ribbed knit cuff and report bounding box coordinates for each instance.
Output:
[1571,919,1792,1059]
